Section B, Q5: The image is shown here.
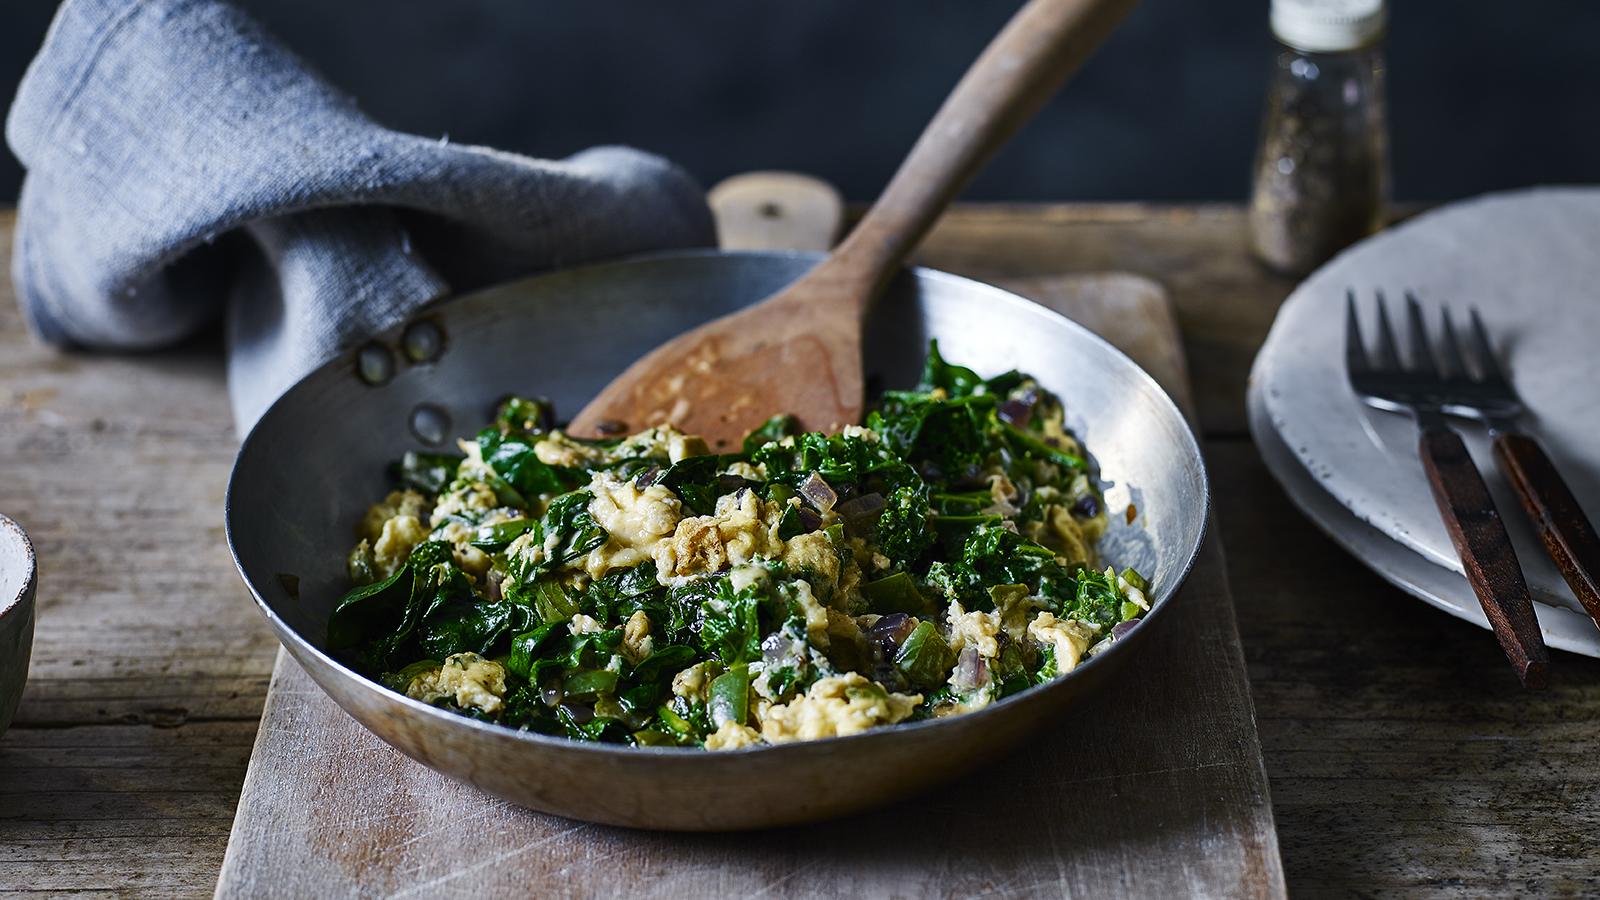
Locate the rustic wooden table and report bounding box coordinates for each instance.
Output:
[2,205,1597,897]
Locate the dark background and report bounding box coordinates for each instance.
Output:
[3,0,1597,204]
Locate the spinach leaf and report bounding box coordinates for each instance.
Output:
[328,541,464,670]
[742,414,799,454]
[391,451,463,494]
[697,577,767,666]
[470,517,536,551]
[541,491,608,569]
[495,396,553,434]
[654,454,726,516]
[417,599,537,659]
[916,339,985,397]
[709,664,751,727]
[860,571,932,614]
[506,622,565,680]
[327,562,410,651]
[477,427,579,498]
[528,578,581,625]
[506,491,609,586]
[894,621,953,689]
[629,644,697,684]
[581,562,664,624]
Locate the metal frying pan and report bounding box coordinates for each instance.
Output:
[226,250,1210,830]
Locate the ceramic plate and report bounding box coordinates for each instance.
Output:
[1248,383,1600,657]
[1254,187,1600,613]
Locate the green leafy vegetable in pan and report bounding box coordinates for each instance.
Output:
[328,342,1149,749]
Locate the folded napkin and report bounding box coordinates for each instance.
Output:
[7,0,715,430]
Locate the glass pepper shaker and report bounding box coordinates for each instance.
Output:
[1249,0,1390,276]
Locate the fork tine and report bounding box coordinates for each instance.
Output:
[1404,291,1438,375]
[1468,308,1510,385]
[1373,290,1403,370]
[1438,305,1470,380]
[1345,289,1370,374]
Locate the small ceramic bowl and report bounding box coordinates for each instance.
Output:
[0,514,37,739]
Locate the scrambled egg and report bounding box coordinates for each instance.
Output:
[1028,613,1098,677]
[988,584,1036,643]
[704,721,762,751]
[430,481,498,526]
[759,673,921,742]
[787,578,832,647]
[671,661,720,701]
[405,653,508,714]
[1032,504,1092,568]
[534,431,613,469]
[621,610,654,663]
[357,490,430,579]
[781,531,843,599]
[430,520,492,576]
[654,489,784,579]
[569,613,606,635]
[582,472,682,579]
[945,600,1002,659]
[615,426,709,464]
[985,473,1021,517]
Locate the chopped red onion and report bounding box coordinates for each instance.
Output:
[798,472,837,512]
[866,612,916,651]
[998,398,1035,428]
[796,507,823,533]
[1112,620,1139,640]
[836,492,887,534]
[951,647,990,690]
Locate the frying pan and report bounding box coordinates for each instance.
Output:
[226,250,1210,830]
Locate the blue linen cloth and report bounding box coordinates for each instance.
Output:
[6,0,715,430]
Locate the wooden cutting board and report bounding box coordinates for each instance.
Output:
[216,175,1284,899]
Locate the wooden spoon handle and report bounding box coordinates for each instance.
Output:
[812,0,1139,306]
[1419,426,1549,688]
[1493,432,1600,627]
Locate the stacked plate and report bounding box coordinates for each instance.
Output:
[1249,187,1600,656]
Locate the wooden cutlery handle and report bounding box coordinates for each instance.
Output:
[1419,427,1549,688]
[1493,432,1600,627]
[819,0,1139,304]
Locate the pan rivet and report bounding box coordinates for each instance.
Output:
[410,403,451,446]
[356,344,394,386]
[402,320,444,363]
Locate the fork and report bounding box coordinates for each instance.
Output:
[1346,289,1549,687]
[1417,296,1600,637]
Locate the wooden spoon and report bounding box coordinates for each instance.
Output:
[570,0,1139,449]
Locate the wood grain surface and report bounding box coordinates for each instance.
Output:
[5,205,1600,897]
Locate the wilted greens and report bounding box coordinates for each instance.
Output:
[330,342,1149,749]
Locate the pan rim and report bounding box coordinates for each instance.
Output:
[224,249,1211,759]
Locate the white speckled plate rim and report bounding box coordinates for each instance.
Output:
[1254,186,1600,613]
[1247,381,1600,658]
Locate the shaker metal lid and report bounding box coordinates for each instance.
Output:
[1271,0,1386,53]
